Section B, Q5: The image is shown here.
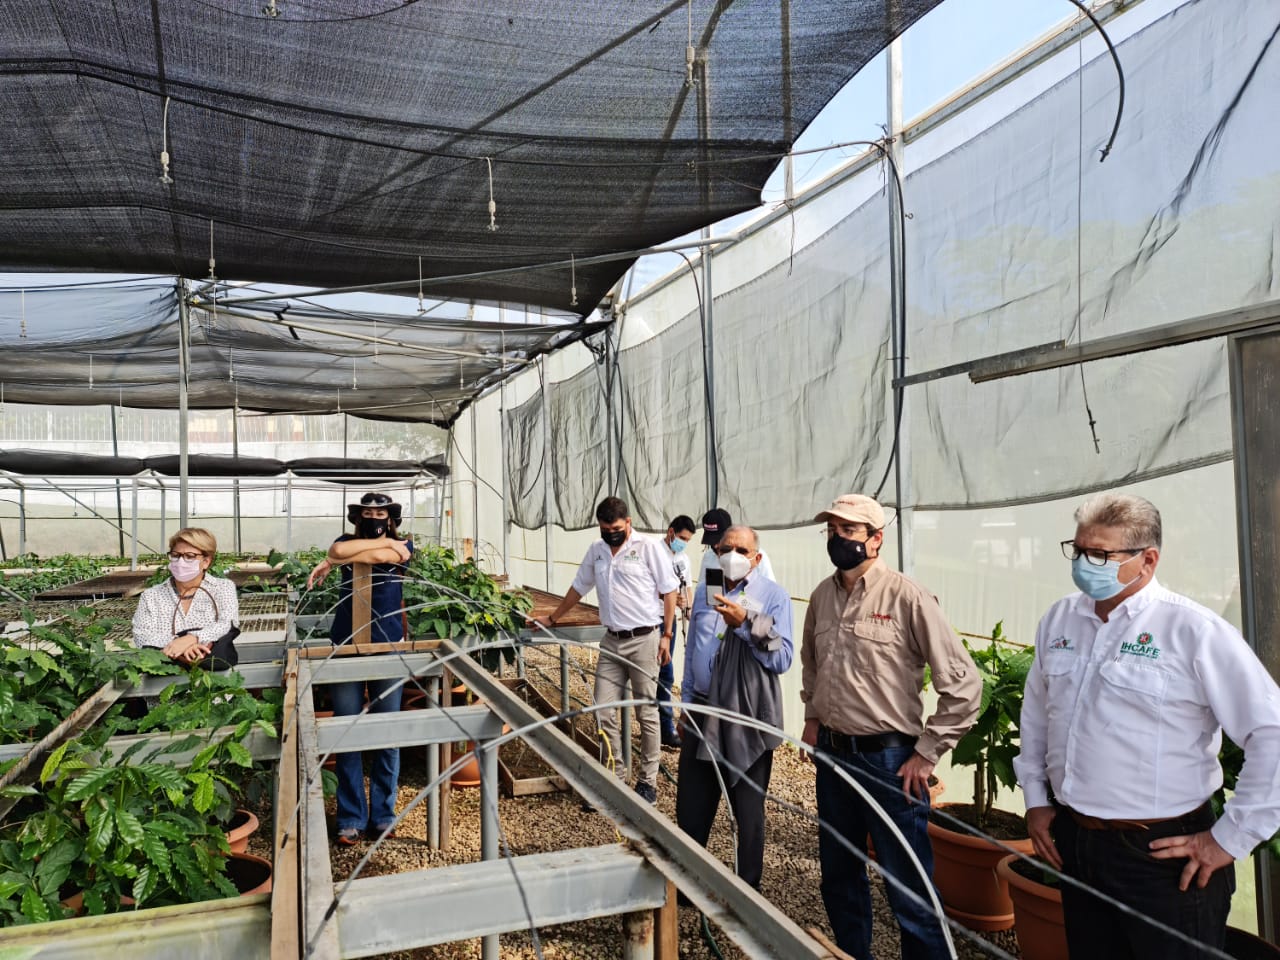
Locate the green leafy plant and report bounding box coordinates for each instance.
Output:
[0,668,278,925]
[0,555,107,601]
[0,609,179,744]
[950,621,1034,830]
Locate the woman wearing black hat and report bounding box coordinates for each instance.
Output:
[307,491,414,846]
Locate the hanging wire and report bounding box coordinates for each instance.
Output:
[1074,36,1102,454]
[207,219,218,282]
[159,96,174,184]
[485,157,498,232]
[684,0,696,87]
[18,290,26,339]
[417,255,426,315]
[569,253,578,307]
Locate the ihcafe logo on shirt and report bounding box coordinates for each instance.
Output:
[1049,635,1074,651]
[1120,631,1160,660]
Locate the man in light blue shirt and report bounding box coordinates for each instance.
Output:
[676,524,793,888]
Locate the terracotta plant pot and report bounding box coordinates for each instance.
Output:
[451,742,481,787]
[226,851,273,896]
[927,806,1034,931]
[1226,927,1280,959]
[997,854,1067,960]
[226,808,260,855]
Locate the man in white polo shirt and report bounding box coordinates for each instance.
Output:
[1016,492,1280,959]
[534,496,679,802]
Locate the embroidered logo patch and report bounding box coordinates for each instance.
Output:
[1120,631,1160,660]
[1049,635,1074,651]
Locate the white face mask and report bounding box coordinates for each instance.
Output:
[719,550,753,583]
[169,556,203,581]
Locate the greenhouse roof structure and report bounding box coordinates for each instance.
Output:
[0,0,943,314]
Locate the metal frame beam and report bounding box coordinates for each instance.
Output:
[301,652,442,685]
[442,641,830,959]
[894,298,1280,388]
[334,846,667,958]
[315,706,503,753]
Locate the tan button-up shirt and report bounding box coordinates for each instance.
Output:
[800,561,980,764]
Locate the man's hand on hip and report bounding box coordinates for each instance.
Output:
[1148,829,1235,891]
[1026,806,1063,870]
[801,719,819,761]
[896,751,935,801]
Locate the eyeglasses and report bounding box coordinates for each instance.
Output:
[713,545,752,557]
[822,524,868,539]
[1059,541,1148,566]
[169,551,203,561]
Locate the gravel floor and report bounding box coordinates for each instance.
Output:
[320,645,1022,960]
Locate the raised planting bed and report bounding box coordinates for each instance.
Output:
[496,678,569,797]
[34,571,153,601]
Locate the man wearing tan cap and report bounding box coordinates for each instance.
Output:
[801,493,980,960]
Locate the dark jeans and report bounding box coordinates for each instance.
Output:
[330,677,403,832]
[656,618,680,737]
[814,728,949,960]
[1054,802,1233,959]
[675,725,773,888]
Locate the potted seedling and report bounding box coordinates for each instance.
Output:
[927,621,1035,931]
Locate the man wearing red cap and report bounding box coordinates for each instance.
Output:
[802,493,979,960]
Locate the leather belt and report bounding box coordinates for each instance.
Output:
[606,624,660,640]
[1065,800,1211,832]
[822,726,917,754]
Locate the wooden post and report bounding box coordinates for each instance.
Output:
[654,880,679,960]
[270,649,301,959]
[351,562,372,645]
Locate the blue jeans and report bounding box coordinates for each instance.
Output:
[330,677,403,832]
[814,729,949,960]
[656,619,680,737]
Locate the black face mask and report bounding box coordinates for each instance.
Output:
[600,527,628,547]
[827,535,868,571]
[358,517,389,539]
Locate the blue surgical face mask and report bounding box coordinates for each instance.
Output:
[1071,553,1142,601]
[669,537,687,554]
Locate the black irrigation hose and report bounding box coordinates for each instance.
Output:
[1064,0,1126,161]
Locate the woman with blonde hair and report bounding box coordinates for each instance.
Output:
[132,527,240,664]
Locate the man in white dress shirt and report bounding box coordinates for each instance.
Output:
[533,496,679,802]
[1015,493,1280,958]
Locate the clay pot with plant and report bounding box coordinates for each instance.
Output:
[927,621,1035,931]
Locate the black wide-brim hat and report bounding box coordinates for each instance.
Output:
[348,491,402,526]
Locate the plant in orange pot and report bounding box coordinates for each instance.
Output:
[928,621,1034,932]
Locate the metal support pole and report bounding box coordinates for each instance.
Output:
[408,481,416,538]
[623,909,656,960]
[620,681,632,779]
[110,405,125,557]
[434,477,444,546]
[286,474,294,553]
[479,741,500,960]
[17,488,25,556]
[471,407,480,562]
[159,481,166,547]
[232,404,242,554]
[886,36,911,575]
[130,479,138,570]
[177,282,191,528]
[781,0,794,204]
[696,51,717,509]
[540,357,553,592]
[499,382,509,578]
[427,675,441,850]
[560,646,571,717]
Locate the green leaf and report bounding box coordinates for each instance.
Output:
[65,767,117,802]
[0,877,27,899]
[115,809,145,847]
[87,807,116,856]
[21,887,50,923]
[140,833,171,876]
[225,741,253,767]
[0,785,39,799]
[38,742,69,785]
[132,864,158,906]
[192,775,215,814]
